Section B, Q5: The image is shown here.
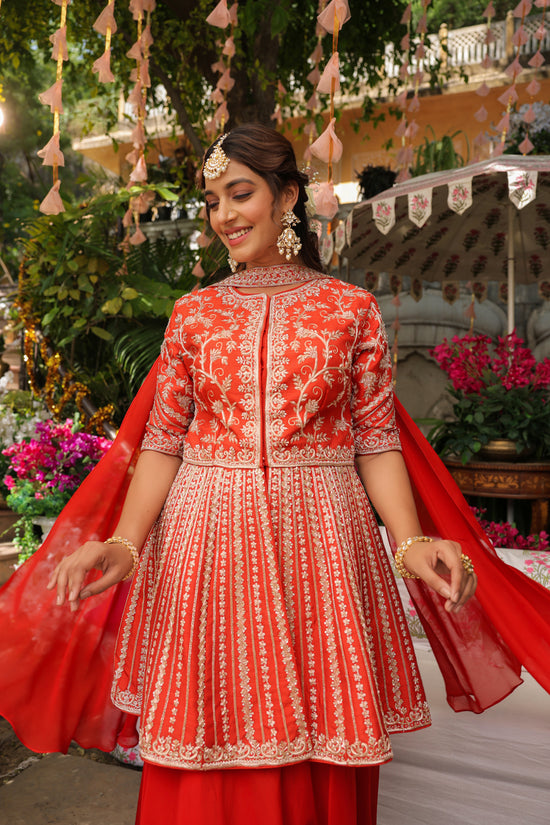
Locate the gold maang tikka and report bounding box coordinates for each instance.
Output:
[203,134,230,180]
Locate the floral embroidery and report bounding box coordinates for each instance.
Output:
[112,275,428,771]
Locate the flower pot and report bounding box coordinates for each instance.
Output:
[32,516,57,542]
[478,439,534,462]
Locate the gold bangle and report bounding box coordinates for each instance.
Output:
[394,535,433,579]
[105,536,140,581]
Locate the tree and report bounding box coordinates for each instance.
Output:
[0,1,409,156]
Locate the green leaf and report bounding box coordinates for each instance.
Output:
[91,326,113,341]
[69,289,80,300]
[121,287,139,300]
[42,307,60,325]
[43,286,60,296]
[156,187,178,202]
[101,297,123,314]
[72,318,88,329]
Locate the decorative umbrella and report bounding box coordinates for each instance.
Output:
[341,155,550,333]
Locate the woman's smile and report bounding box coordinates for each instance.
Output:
[204,159,299,267]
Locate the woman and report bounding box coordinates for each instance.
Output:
[46,124,478,824]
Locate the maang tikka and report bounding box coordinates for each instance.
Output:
[203,134,230,180]
[277,210,302,261]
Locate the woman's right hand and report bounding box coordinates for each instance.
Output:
[46,540,134,612]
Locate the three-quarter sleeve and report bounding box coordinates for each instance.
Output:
[351,297,401,455]
[142,301,194,457]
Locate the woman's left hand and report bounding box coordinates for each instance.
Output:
[401,539,477,613]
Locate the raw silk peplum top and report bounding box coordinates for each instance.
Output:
[111,267,431,770]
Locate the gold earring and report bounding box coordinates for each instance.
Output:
[277,210,302,261]
[228,253,239,273]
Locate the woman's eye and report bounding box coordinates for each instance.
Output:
[234,191,252,201]
[206,200,219,211]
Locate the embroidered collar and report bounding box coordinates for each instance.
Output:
[219,264,328,287]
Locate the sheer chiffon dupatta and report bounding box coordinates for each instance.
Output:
[0,360,549,756]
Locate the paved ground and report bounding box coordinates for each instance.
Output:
[0,720,141,825]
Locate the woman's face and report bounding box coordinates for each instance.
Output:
[204,159,299,269]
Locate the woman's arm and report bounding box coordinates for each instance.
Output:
[355,450,477,613]
[47,449,181,611]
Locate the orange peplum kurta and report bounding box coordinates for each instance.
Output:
[112,269,431,770]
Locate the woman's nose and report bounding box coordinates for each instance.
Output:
[217,198,235,223]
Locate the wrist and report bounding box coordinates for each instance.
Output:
[105,536,140,581]
[394,535,433,579]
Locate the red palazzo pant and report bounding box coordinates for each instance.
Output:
[136,761,380,825]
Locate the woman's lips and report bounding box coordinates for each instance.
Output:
[226,227,252,247]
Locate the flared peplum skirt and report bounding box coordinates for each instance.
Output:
[112,463,430,770]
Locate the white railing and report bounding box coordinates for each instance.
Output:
[384,12,550,78]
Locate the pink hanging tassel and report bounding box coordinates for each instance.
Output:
[196,232,212,248]
[495,113,510,133]
[215,101,229,124]
[317,0,351,33]
[526,78,541,95]
[519,136,534,154]
[307,66,321,85]
[127,82,143,108]
[474,105,488,122]
[483,1,495,15]
[222,36,235,57]
[127,41,143,61]
[129,155,148,182]
[37,133,65,167]
[512,27,529,47]
[524,105,537,124]
[129,0,146,20]
[50,27,68,62]
[310,181,339,219]
[38,79,64,114]
[309,42,323,63]
[131,122,146,148]
[206,0,231,28]
[528,51,545,68]
[513,0,532,14]
[93,4,118,35]
[39,180,64,215]
[498,86,518,106]
[400,3,412,24]
[317,52,340,94]
[228,3,238,26]
[129,226,147,246]
[142,0,156,11]
[309,118,343,163]
[504,55,523,78]
[211,59,226,74]
[217,68,235,92]
[210,88,225,103]
[141,23,154,48]
[192,261,206,280]
[476,81,490,97]
[92,50,115,83]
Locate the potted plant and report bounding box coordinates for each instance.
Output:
[3,418,111,563]
[427,332,550,464]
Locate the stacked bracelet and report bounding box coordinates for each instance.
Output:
[105,536,140,581]
[394,535,433,579]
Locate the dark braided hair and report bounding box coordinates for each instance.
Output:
[200,123,323,273]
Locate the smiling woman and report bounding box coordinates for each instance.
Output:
[8,124,549,825]
[200,124,323,273]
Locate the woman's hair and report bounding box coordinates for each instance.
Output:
[200,123,323,272]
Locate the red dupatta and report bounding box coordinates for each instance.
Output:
[0,361,548,755]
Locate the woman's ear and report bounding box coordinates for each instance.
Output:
[280,181,300,213]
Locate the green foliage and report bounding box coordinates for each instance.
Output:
[413,0,512,30]
[427,385,550,465]
[411,126,468,176]
[19,188,198,419]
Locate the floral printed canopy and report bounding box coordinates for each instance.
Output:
[341,156,550,330]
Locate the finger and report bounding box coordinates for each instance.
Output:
[416,568,453,602]
[79,565,128,600]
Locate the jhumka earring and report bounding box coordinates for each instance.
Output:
[277,210,302,261]
[228,254,239,273]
